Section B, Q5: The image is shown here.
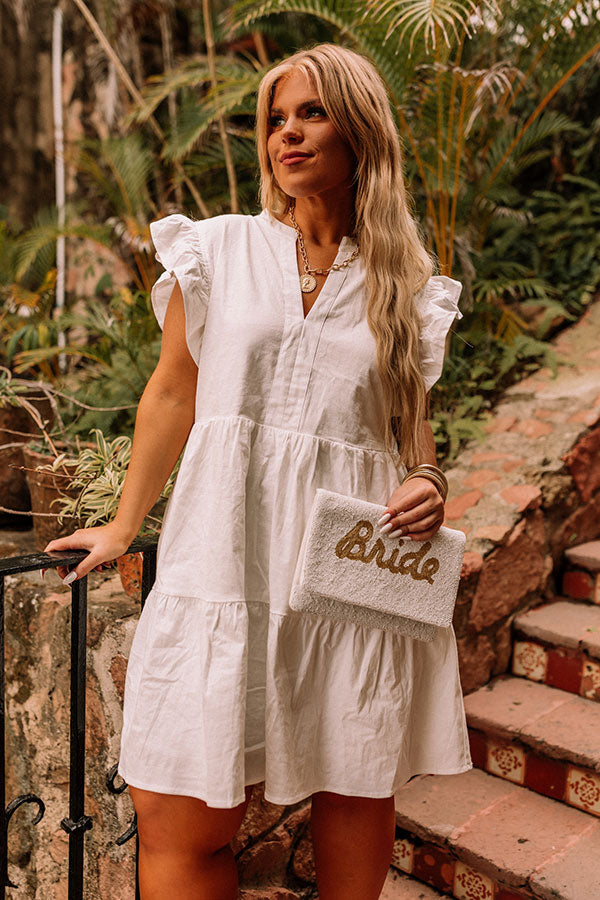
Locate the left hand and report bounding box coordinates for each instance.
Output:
[379,477,445,542]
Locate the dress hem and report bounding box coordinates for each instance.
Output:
[116,762,474,810]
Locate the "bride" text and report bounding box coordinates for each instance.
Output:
[334,519,440,584]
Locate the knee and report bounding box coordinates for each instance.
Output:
[130,786,249,857]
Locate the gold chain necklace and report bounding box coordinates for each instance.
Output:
[288,202,360,294]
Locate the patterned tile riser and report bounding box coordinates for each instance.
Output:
[392,828,532,899]
[468,728,600,816]
[562,568,600,604]
[511,638,600,702]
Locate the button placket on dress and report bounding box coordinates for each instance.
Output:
[271,224,355,432]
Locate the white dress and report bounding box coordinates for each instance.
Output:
[117,209,473,808]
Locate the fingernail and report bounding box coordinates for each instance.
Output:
[387,527,404,538]
[377,512,391,526]
[379,522,394,534]
[62,571,77,585]
[39,569,46,581]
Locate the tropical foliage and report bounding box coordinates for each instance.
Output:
[2,0,600,486]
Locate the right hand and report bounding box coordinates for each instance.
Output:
[41,523,133,583]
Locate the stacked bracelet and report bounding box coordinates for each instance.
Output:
[401,464,448,503]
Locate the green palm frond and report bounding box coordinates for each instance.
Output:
[363,0,500,53]
[14,215,112,282]
[162,73,263,161]
[227,0,418,106]
[186,134,258,177]
[126,58,257,126]
[77,134,155,219]
[482,111,582,187]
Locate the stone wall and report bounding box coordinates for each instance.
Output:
[1,298,600,896]
[446,298,600,693]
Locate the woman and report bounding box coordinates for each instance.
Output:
[43,43,472,900]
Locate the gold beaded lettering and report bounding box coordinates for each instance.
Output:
[334,519,440,584]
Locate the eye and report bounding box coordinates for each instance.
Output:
[269,114,285,128]
[306,106,326,118]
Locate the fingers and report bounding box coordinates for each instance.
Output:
[43,531,84,554]
[380,512,443,542]
[380,483,445,541]
[44,561,110,584]
[40,554,113,585]
[400,511,444,541]
[42,531,91,583]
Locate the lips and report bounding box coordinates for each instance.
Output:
[280,151,312,165]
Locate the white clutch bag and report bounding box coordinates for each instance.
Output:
[289,488,466,642]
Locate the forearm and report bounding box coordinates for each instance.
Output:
[112,378,195,543]
[418,419,437,466]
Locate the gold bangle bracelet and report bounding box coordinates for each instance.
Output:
[401,470,448,502]
[404,464,448,495]
[407,463,448,481]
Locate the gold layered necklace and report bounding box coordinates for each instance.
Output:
[288,202,360,294]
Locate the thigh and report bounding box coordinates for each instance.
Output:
[312,790,393,810]
[311,790,396,832]
[130,783,255,855]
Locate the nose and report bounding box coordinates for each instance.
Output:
[281,115,303,143]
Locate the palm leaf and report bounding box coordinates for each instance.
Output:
[364,0,500,54]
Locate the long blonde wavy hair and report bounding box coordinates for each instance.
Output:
[255,43,435,470]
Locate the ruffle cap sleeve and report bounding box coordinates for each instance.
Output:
[416,275,463,392]
[149,214,211,366]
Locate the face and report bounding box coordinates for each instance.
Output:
[266,69,356,203]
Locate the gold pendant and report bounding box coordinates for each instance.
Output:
[300,273,317,293]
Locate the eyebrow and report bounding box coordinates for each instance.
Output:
[270,98,323,114]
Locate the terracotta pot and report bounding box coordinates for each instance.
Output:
[116,552,143,600]
[21,443,82,550]
[0,390,54,527]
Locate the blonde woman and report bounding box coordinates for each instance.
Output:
[44,43,472,900]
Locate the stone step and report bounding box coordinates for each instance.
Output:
[382,868,445,899]
[464,675,600,817]
[564,540,600,573]
[562,541,600,604]
[512,599,600,702]
[393,768,600,900]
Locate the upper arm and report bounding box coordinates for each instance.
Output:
[151,279,198,402]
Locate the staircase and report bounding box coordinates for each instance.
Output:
[382,540,600,900]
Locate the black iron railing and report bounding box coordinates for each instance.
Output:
[0,537,157,898]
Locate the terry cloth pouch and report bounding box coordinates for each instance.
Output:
[289,488,466,642]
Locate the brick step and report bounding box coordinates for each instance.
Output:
[393,768,600,900]
[512,600,600,701]
[562,540,600,603]
[464,676,600,817]
[382,868,445,898]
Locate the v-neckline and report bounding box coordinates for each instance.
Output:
[259,209,357,323]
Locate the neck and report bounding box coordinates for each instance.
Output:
[288,193,355,246]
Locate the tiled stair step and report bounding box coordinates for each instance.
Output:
[382,867,445,898]
[393,768,600,900]
[512,600,600,702]
[464,676,600,816]
[562,540,600,604]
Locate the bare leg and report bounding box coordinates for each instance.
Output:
[311,791,395,900]
[130,783,255,900]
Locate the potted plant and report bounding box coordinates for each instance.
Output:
[0,367,85,541]
[49,427,176,598]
